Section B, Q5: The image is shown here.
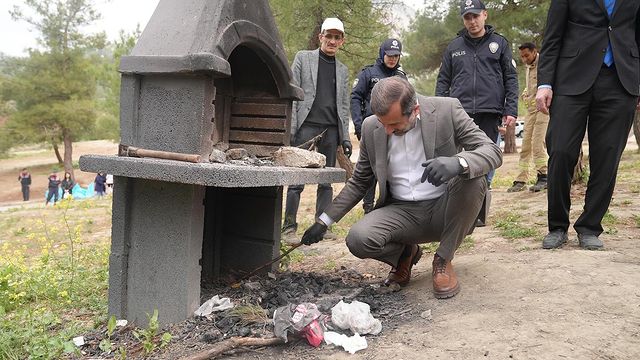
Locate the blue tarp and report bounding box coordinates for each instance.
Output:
[45,182,98,203]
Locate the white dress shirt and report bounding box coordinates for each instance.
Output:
[386,117,445,201]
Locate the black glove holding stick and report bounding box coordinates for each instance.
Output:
[301,221,328,245]
[342,140,352,158]
[421,157,462,187]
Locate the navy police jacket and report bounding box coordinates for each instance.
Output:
[350,48,407,136]
[435,25,518,117]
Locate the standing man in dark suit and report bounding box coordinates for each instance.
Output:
[536,0,640,250]
[300,77,502,299]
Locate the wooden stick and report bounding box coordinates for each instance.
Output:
[295,129,327,152]
[179,337,285,360]
[336,146,354,180]
[119,144,201,163]
[236,242,304,282]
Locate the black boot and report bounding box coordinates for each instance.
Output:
[530,174,547,192]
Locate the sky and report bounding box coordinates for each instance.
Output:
[0,0,428,57]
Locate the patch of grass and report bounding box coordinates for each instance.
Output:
[458,235,474,251]
[0,198,111,359]
[621,200,633,206]
[602,211,617,225]
[420,242,439,253]
[630,184,640,194]
[494,213,540,239]
[617,159,640,171]
[633,214,640,228]
[489,173,513,188]
[322,259,337,271]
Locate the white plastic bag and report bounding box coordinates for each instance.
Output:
[194,295,234,316]
[324,331,368,354]
[330,300,382,335]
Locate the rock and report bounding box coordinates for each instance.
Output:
[242,281,262,291]
[420,309,433,321]
[226,148,249,160]
[273,147,326,168]
[209,149,227,163]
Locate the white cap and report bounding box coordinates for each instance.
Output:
[321,18,344,34]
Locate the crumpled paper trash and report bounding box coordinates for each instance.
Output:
[273,302,329,345]
[72,336,85,347]
[324,331,368,354]
[331,300,382,335]
[194,295,234,316]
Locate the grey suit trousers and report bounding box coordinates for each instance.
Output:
[345,176,487,267]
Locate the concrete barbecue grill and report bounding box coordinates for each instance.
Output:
[79,0,345,324]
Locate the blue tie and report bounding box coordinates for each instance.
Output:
[604,0,615,66]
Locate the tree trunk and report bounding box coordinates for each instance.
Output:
[52,141,64,164]
[306,9,323,50]
[62,128,75,180]
[633,110,640,153]
[503,124,517,153]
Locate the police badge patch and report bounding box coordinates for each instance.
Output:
[489,42,499,54]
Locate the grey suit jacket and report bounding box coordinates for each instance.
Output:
[290,49,351,142]
[325,95,503,223]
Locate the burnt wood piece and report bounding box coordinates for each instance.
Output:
[119,144,202,163]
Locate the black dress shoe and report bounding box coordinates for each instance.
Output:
[542,230,567,249]
[578,234,603,250]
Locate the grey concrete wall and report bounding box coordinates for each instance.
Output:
[108,177,205,325]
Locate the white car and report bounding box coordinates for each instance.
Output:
[515,120,525,138]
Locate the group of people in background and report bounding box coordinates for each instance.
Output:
[283,0,639,299]
[17,168,113,205]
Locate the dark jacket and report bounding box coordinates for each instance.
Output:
[61,179,74,192]
[350,47,407,136]
[19,173,31,186]
[435,25,519,117]
[538,0,640,96]
[95,174,107,193]
[47,176,60,190]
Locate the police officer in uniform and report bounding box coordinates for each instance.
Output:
[351,38,407,214]
[436,0,518,225]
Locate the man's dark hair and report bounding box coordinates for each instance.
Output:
[370,76,416,116]
[518,42,537,51]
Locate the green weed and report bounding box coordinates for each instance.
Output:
[494,213,539,239]
[132,309,172,355]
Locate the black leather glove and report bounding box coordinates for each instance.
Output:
[421,157,462,186]
[342,140,352,158]
[301,221,328,245]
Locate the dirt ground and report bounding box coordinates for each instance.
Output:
[0,140,118,205]
[2,138,639,359]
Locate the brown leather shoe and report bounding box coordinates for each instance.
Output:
[432,254,460,299]
[384,244,423,287]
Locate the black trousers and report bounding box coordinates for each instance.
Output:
[21,184,30,201]
[547,66,636,235]
[284,123,338,227]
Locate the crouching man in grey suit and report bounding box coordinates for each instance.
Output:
[300,77,502,299]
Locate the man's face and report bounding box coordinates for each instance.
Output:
[462,10,487,38]
[319,29,344,56]
[377,101,419,136]
[383,54,400,69]
[519,48,537,65]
